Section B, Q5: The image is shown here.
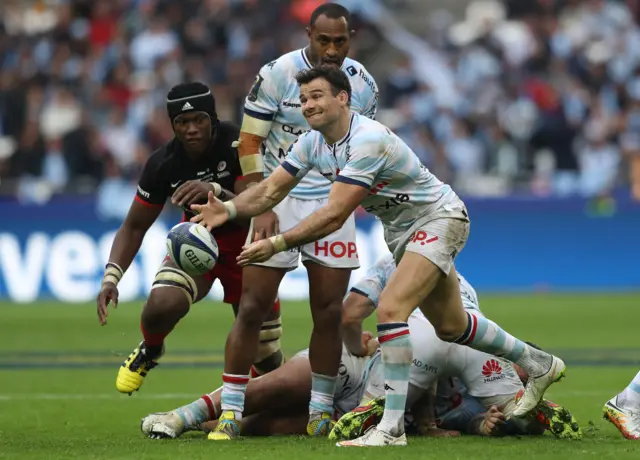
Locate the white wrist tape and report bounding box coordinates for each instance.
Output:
[209,182,222,197]
[269,235,288,253]
[102,262,124,286]
[224,201,238,220]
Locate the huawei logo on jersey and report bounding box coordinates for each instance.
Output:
[482,359,505,383]
[482,359,502,377]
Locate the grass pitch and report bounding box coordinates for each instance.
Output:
[1,293,640,459]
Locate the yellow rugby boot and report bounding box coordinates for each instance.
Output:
[207,411,240,441]
[307,412,336,437]
[116,342,163,394]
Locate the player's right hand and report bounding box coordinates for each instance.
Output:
[362,331,379,356]
[480,406,507,436]
[252,210,279,241]
[97,282,119,326]
[190,191,229,231]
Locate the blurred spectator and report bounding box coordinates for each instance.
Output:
[0,0,638,204]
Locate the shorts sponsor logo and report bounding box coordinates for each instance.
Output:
[409,231,438,246]
[315,241,358,259]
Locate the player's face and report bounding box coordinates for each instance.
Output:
[307,15,352,67]
[299,78,343,129]
[173,112,211,153]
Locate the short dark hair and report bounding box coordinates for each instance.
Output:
[167,82,210,101]
[310,2,352,30]
[295,66,352,104]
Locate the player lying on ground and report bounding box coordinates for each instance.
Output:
[205,2,380,440]
[141,340,380,438]
[140,260,579,440]
[96,82,282,395]
[191,65,566,446]
[603,370,640,439]
[329,254,582,442]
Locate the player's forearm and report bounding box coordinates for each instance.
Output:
[341,296,375,355]
[231,180,282,218]
[217,187,236,201]
[105,225,146,276]
[342,320,364,355]
[281,207,344,250]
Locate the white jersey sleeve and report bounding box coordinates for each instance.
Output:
[349,253,396,306]
[281,132,315,179]
[244,60,281,120]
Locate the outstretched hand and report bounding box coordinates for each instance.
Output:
[190,191,229,231]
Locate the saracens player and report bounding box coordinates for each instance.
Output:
[96,82,283,395]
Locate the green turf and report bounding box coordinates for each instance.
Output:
[1,294,640,459]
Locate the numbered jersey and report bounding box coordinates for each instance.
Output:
[350,253,481,313]
[283,113,464,231]
[244,49,378,200]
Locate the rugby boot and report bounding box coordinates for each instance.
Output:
[116,341,163,394]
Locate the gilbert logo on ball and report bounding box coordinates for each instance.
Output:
[166,222,218,276]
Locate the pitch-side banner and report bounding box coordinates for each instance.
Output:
[0,193,639,302]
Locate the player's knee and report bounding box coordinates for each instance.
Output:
[310,297,342,331]
[142,287,191,328]
[434,322,466,342]
[237,293,272,330]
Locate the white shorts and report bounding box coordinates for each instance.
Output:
[386,206,470,275]
[248,196,360,270]
[363,311,522,408]
[294,345,372,417]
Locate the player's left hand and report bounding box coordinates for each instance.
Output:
[190,191,229,231]
[237,239,276,266]
[172,180,215,208]
[480,406,507,436]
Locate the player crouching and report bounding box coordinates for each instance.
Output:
[329,255,581,445]
[96,82,283,395]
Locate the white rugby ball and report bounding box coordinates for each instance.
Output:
[166,222,219,276]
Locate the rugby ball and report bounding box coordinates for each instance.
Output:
[166,222,218,276]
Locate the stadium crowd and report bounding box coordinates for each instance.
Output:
[0,0,638,216]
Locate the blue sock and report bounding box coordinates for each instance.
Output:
[376,322,412,436]
[309,372,337,416]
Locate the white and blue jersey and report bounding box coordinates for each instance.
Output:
[350,253,480,313]
[282,113,464,232]
[244,48,378,200]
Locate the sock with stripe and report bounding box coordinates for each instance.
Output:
[140,322,171,358]
[454,311,552,377]
[176,389,220,429]
[376,322,412,436]
[309,372,338,417]
[220,373,250,420]
[618,370,640,408]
